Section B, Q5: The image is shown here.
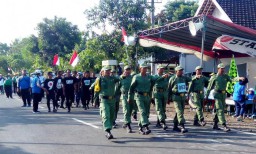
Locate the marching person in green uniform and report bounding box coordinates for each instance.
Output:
[119,65,134,133]
[128,63,169,135]
[168,66,191,133]
[152,64,170,130]
[188,66,208,126]
[206,63,244,132]
[97,66,119,139]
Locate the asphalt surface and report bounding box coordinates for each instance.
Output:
[0,94,256,154]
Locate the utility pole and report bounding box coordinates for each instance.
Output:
[147,0,162,75]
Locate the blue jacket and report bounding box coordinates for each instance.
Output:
[233,82,246,102]
[18,76,31,89]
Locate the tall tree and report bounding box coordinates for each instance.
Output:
[37,16,81,65]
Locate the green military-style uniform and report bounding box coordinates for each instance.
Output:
[168,66,191,132]
[188,66,208,125]
[152,65,170,129]
[118,66,134,132]
[206,63,232,128]
[98,66,120,136]
[112,69,121,128]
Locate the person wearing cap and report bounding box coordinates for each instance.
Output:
[43,72,58,112]
[152,64,170,130]
[206,63,244,131]
[128,63,169,135]
[80,71,93,110]
[98,66,120,139]
[168,65,191,133]
[118,65,134,133]
[31,70,43,113]
[18,70,31,107]
[188,66,209,126]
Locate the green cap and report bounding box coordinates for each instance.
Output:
[124,65,131,70]
[195,66,203,71]
[157,64,165,69]
[175,66,184,71]
[217,63,225,69]
[139,63,148,68]
[102,66,111,71]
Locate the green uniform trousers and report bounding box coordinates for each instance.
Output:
[154,92,167,122]
[135,94,150,126]
[132,102,138,115]
[173,99,186,125]
[122,94,133,124]
[213,94,226,125]
[192,93,204,121]
[101,98,116,131]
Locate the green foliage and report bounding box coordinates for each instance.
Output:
[161,0,198,23]
[37,16,81,64]
[0,43,10,55]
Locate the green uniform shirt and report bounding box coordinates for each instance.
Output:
[119,75,133,94]
[152,74,170,91]
[168,75,191,95]
[206,74,232,96]
[188,75,209,94]
[99,76,119,97]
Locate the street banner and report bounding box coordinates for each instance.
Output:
[213,35,256,57]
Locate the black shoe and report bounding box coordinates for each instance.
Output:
[213,123,221,130]
[27,105,31,107]
[105,130,114,139]
[48,110,51,112]
[67,109,71,113]
[162,124,168,130]
[144,126,151,135]
[193,121,201,126]
[173,126,181,132]
[156,122,162,128]
[53,109,57,112]
[139,127,146,135]
[127,124,132,133]
[199,121,206,127]
[223,124,231,132]
[87,105,89,109]
[113,122,118,129]
[60,106,64,108]
[133,114,137,121]
[21,105,26,107]
[181,127,188,133]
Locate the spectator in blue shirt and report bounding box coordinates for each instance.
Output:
[18,70,31,107]
[233,78,248,121]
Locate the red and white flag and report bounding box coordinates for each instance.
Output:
[53,54,60,66]
[69,51,79,67]
[121,27,129,46]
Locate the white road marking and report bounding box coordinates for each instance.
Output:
[72,118,101,129]
[232,129,256,136]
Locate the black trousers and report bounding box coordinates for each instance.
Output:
[0,85,4,94]
[4,85,12,98]
[47,93,58,110]
[33,93,41,112]
[65,91,74,111]
[13,83,17,93]
[56,90,65,107]
[21,88,31,106]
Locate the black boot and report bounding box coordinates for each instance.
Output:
[127,123,132,133]
[105,129,114,139]
[212,121,221,130]
[139,126,146,135]
[193,120,201,126]
[144,125,151,135]
[156,119,161,128]
[180,124,188,133]
[173,122,181,132]
[133,114,137,121]
[161,121,168,130]
[222,123,231,132]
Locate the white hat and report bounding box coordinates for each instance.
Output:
[249,88,254,91]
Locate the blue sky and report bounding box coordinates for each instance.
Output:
[0,0,168,45]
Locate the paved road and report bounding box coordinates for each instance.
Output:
[0,94,256,154]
